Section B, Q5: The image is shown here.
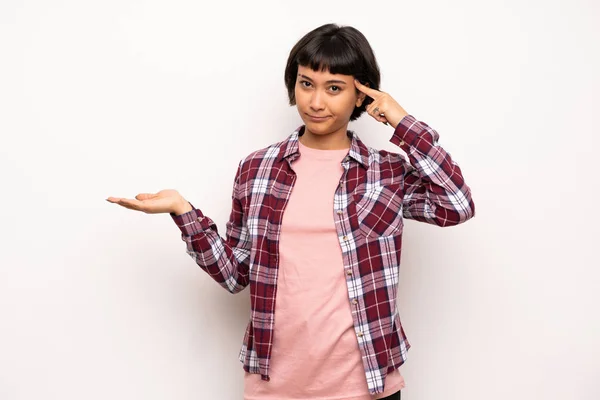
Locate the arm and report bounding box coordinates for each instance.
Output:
[390,115,475,227]
[170,162,251,293]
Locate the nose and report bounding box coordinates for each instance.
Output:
[309,90,325,112]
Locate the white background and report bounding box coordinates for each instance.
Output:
[1,0,599,399]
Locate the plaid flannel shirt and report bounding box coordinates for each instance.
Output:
[171,114,475,395]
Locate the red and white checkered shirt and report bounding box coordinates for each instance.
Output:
[171,114,475,395]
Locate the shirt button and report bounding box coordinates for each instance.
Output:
[342,235,348,241]
[339,182,344,188]
[346,269,352,275]
[337,210,343,215]
[352,299,358,305]
[357,331,363,337]
[398,139,405,146]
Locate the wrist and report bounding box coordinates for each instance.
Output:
[391,111,409,129]
[172,199,193,216]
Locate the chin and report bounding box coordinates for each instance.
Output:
[305,122,328,133]
[304,119,334,132]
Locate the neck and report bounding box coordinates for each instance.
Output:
[299,125,351,150]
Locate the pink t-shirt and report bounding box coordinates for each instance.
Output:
[244,140,405,399]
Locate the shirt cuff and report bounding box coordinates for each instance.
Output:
[170,202,212,236]
[390,114,420,148]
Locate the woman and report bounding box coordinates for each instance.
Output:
[107,23,475,400]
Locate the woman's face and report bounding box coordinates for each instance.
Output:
[294,65,365,137]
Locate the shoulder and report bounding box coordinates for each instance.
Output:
[235,134,293,183]
[351,129,408,173]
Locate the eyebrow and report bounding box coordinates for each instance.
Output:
[298,74,347,85]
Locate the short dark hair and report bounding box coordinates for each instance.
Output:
[284,23,381,121]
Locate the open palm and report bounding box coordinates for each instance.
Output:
[106,189,187,214]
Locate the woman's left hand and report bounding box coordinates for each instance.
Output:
[354,79,409,129]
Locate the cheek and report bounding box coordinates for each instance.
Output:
[336,94,357,116]
[294,88,305,106]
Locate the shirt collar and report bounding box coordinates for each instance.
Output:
[279,125,370,169]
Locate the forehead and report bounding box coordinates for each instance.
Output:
[297,65,353,83]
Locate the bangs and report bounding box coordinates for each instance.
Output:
[296,35,360,76]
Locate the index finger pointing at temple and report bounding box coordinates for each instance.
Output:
[354,79,381,99]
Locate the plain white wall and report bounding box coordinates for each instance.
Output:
[1,0,598,399]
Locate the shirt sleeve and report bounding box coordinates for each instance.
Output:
[170,161,251,293]
[390,114,475,226]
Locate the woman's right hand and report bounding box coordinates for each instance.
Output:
[106,189,193,215]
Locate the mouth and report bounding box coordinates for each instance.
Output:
[306,114,330,122]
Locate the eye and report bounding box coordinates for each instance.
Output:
[299,80,312,88]
[330,86,341,93]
